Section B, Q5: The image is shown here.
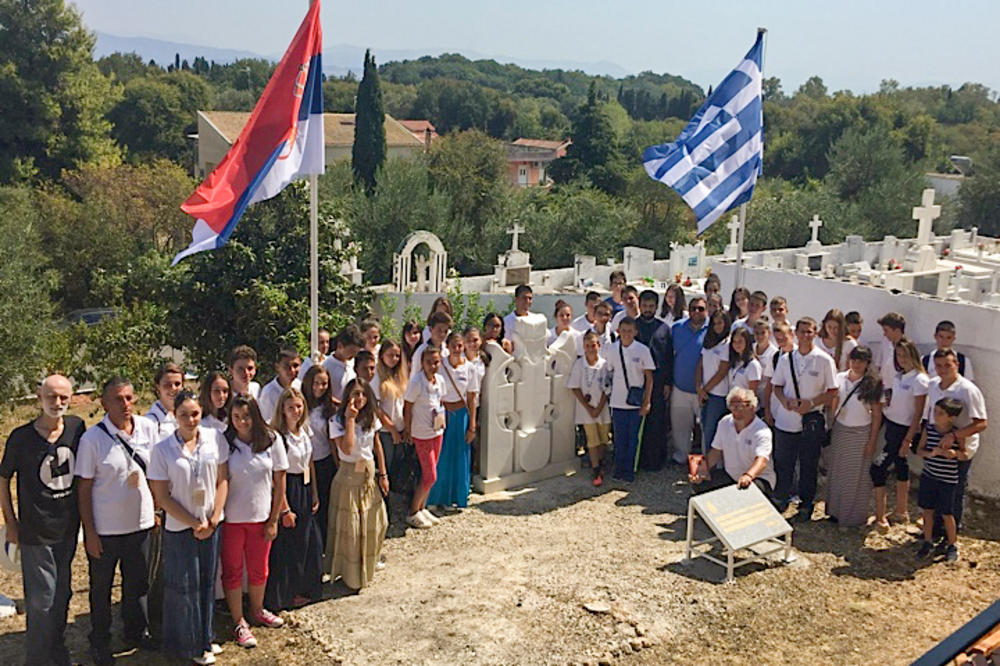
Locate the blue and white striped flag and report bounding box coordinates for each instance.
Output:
[642,35,764,234]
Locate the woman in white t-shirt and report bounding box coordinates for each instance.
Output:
[300,364,337,551]
[373,340,408,481]
[826,346,884,527]
[221,395,288,647]
[727,327,763,394]
[696,310,731,455]
[403,345,447,529]
[547,300,583,355]
[428,333,479,511]
[147,390,228,665]
[817,308,858,372]
[266,388,323,610]
[198,370,231,432]
[870,338,928,529]
[325,378,388,590]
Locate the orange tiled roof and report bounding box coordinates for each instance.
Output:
[200,111,424,148]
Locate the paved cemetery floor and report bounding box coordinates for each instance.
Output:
[1,463,999,665]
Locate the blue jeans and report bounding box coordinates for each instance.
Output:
[701,394,728,454]
[161,528,220,660]
[20,535,77,666]
[611,408,643,481]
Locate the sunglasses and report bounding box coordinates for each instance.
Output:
[691,306,706,312]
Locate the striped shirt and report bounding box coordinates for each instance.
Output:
[921,423,960,484]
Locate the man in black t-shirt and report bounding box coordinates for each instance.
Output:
[0,375,84,666]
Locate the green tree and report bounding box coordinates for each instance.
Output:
[0,0,121,181]
[352,49,387,195]
[957,146,1000,236]
[170,183,371,374]
[0,187,57,404]
[550,82,628,195]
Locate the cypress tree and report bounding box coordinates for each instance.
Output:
[352,49,386,195]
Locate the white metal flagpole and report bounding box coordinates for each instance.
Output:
[309,173,319,358]
[734,26,767,289]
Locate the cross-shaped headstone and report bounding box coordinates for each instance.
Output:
[809,214,823,245]
[913,188,941,247]
[727,215,740,246]
[625,250,634,272]
[506,223,525,252]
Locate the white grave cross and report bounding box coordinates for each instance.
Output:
[727,215,740,246]
[809,214,823,245]
[506,223,525,252]
[913,188,941,247]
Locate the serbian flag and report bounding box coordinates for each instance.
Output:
[173,1,324,265]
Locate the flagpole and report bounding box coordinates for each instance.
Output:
[308,0,319,359]
[734,27,766,289]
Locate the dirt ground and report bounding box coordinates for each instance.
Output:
[1,396,998,665]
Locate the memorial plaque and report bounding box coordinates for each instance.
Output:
[688,483,791,552]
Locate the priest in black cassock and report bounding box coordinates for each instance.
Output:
[636,290,673,471]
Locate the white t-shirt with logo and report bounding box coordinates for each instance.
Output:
[148,427,229,532]
[834,372,874,427]
[883,369,930,426]
[711,415,776,488]
[770,346,838,433]
[603,340,656,410]
[728,358,763,391]
[566,356,611,424]
[76,415,159,536]
[923,376,988,457]
[329,415,381,463]
[404,371,446,439]
[440,358,481,403]
[224,434,288,524]
[701,343,730,398]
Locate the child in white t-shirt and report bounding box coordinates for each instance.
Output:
[567,331,611,486]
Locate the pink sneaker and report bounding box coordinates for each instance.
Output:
[233,619,257,648]
[253,608,284,628]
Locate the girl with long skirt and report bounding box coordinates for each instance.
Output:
[266,388,324,609]
[301,365,337,550]
[428,333,479,511]
[826,346,884,527]
[147,390,228,665]
[325,378,389,590]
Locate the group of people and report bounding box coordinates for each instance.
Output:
[0,274,989,665]
[550,273,986,570]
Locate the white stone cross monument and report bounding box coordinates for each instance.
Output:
[724,214,740,258]
[806,214,823,250]
[911,188,941,272]
[506,223,525,252]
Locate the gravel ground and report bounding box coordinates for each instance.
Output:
[1,396,998,664]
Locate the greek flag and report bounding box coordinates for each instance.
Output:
[642,34,763,234]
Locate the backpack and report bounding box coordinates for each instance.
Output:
[922,351,966,376]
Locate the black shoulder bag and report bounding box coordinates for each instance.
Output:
[619,342,646,407]
[96,422,147,473]
[788,352,827,443]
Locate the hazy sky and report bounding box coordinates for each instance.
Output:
[70,0,1000,94]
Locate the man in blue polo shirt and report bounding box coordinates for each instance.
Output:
[670,297,708,465]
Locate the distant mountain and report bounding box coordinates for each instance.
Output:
[93,32,632,79]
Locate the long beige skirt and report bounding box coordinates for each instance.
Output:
[826,422,874,527]
[324,458,387,590]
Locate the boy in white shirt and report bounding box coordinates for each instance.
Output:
[258,346,302,425]
[571,291,602,333]
[228,345,262,399]
[567,331,612,486]
[922,320,975,380]
[322,325,363,405]
[604,317,655,483]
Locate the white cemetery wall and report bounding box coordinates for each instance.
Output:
[711,261,1000,498]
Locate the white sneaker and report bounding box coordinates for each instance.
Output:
[420,509,441,525]
[193,651,216,665]
[406,512,432,529]
[375,560,387,571]
[211,643,224,655]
